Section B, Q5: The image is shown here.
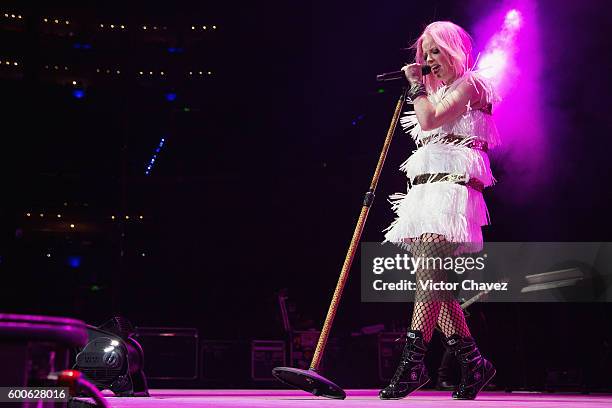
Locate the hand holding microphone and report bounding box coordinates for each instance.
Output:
[376,64,431,83]
[402,63,430,84]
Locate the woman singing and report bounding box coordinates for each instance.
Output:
[379,21,499,400]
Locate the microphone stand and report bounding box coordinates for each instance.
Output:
[272,84,409,399]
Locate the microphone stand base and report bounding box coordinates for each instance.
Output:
[271,367,346,400]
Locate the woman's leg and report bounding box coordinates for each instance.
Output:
[434,250,495,400]
[437,301,471,338]
[410,232,458,342]
[379,232,457,399]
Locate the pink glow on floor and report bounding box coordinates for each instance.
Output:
[72,389,612,407]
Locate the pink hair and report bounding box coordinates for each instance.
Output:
[413,21,474,93]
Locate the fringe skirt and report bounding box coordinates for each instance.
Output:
[383,144,494,254]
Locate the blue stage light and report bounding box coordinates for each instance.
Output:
[72,89,85,99]
[67,256,82,268]
[165,92,177,102]
[145,137,167,175]
[351,114,365,126]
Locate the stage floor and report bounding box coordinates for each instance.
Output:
[74,389,612,407]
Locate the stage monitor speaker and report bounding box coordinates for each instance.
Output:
[133,327,198,380]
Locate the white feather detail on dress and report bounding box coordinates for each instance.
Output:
[384,70,500,253]
[383,183,490,253]
[400,143,496,187]
[400,71,501,148]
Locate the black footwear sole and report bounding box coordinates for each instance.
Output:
[379,378,431,400]
[452,368,496,400]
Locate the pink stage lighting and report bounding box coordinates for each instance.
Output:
[477,9,523,93]
[472,0,546,203]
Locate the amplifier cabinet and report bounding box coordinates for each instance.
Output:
[251,340,286,381]
[200,340,250,383]
[134,327,198,380]
[290,330,320,369]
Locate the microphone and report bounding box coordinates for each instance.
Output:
[376,65,431,82]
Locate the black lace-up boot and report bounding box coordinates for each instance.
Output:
[379,330,430,399]
[446,334,496,400]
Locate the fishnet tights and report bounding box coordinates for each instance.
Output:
[409,233,471,342]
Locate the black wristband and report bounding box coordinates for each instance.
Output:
[407,81,427,101]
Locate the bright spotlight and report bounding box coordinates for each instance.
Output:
[505,9,522,29]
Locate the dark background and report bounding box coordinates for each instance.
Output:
[1,0,612,390]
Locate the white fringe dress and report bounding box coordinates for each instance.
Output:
[383,71,501,254]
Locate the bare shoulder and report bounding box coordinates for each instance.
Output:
[440,76,479,109]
